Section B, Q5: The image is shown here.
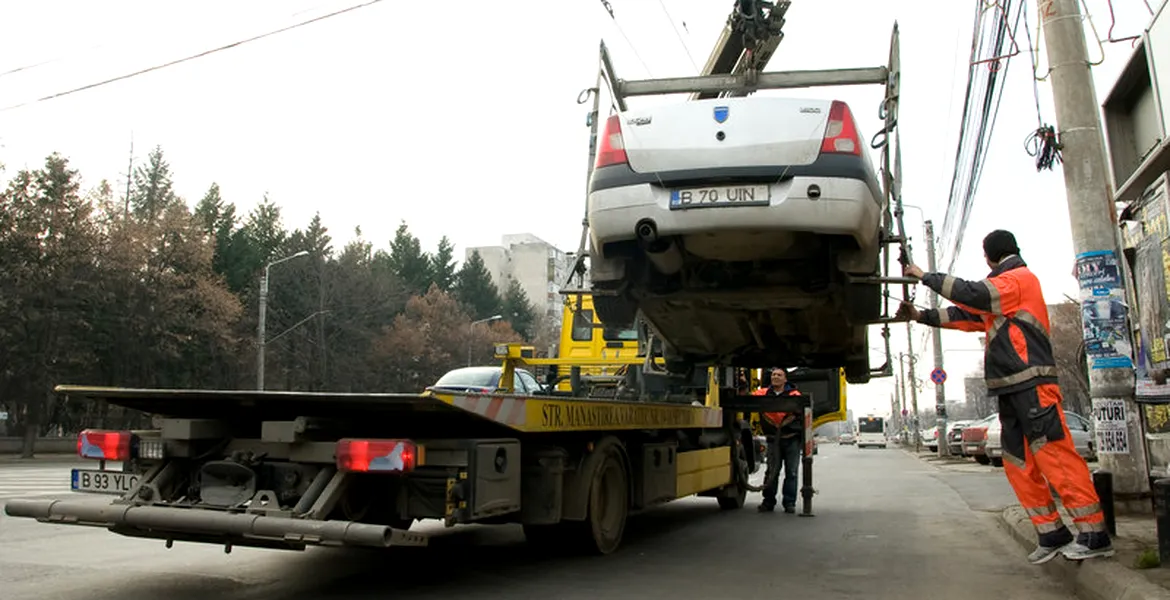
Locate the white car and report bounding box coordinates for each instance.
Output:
[585,96,885,382]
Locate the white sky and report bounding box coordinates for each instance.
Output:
[0,0,1161,417]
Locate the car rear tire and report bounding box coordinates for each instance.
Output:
[975,455,991,465]
[844,358,871,384]
[592,293,638,330]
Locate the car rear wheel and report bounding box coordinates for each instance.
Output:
[592,293,638,329]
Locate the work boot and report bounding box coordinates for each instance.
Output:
[783,505,796,514]
[1061,531,1115,561]
[757,502,775,513]
[1028,527,1074,565]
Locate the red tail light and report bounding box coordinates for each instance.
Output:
[594,115,628,168]
[336,439,421,473]
[820,101,862,156]
[77,429,133,461]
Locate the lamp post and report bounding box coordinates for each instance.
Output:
[257,250,310,390]
[467,314,503,366]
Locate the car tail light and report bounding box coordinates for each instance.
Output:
[594,115,628,168]
[336,439,421,473]
[820,100,862,156]
[77,429,133,461]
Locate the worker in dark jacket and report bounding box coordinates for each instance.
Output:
[896,230,1112,563]
[753,367,802,513]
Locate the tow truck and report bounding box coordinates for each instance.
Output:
[4,344,844,555]
[4,1,898,557]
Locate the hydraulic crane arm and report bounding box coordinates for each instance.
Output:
[691,0,791,100]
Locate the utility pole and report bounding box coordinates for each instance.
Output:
[905,324,922,452]
[925,219,949,457]
[1040,0,1149,503]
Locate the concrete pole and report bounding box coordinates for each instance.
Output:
[256,267,269,391]
[1040,0,1149,500]
[925,220,950,456]
[905,322,922,452]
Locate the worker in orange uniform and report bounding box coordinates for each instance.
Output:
[896,230,1112,563]
[753,367,802,513]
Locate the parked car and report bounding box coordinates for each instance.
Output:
[921,426,938,452]
[585,97,885,383]
[429,366,545,395]
[984,410,1096,466]
[946,420,975,456]
[960,414,998,464]
[839,432,856,445]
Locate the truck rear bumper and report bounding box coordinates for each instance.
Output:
[4,498,427,551]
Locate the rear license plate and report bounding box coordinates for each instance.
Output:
[71,469,139,495]
[669,185,771,209]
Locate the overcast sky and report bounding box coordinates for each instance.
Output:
[0,0,1161,418]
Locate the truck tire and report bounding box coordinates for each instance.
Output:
[844,358,871,384]
[570,439,629,555]
[717,440,749,510]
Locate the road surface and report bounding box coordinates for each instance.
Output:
[0,445,1073,599]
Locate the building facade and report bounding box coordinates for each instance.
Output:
[465,234,576,324]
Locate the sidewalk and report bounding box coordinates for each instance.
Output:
[0,453,86,465]
[999,506,1170,600]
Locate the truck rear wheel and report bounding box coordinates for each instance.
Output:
[572,440,629,555]
[717,440,749,510]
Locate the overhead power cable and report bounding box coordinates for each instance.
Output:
[0,0,384,113]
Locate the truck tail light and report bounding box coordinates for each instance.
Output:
[336,439,421,473]
[819,100,862,156]
[594,115,628,169]
[77,429,133,461]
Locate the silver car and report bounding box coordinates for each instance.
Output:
[585,97,884,383]
[984,411,1096,466]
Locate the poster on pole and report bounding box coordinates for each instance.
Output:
[1076,250,1134,370]
[1091,398,1130,455]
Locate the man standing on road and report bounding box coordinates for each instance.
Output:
[896,230,1113,563]
[754,368,802,514]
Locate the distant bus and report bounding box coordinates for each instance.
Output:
[857,416,887,449]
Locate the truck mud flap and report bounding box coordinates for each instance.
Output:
[4,499,427,551]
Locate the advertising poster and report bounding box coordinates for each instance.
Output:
[1125,174,1170,402]
[1091,398,1130,455]
[1076,250,1134,370]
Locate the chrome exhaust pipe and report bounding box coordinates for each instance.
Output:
[4,499,426,549]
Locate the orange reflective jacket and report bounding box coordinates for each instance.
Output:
[753,385,800,428]
[918,255,1058,395]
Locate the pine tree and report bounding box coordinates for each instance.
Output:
[454,250,503,320]
[129,146,177,220]
[430,236,457,292]
[387,221,432,296]
[502,278,537,339]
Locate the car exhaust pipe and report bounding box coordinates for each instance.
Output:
[635,220,683,275]
[4,499,426,549]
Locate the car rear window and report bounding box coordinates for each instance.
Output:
[435,368,499,388]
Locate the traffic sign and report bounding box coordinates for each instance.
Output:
[930,368,947,385]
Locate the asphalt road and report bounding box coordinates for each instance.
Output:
[0,445,1075,600]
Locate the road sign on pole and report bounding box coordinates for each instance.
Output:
[930,368,947,385]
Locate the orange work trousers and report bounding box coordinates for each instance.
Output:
[998,383,1106,545]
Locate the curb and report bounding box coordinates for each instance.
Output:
[998,506,1170,600]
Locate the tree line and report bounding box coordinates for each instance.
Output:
[0,149,552,453]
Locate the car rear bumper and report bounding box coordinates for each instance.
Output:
[587,176,881,267]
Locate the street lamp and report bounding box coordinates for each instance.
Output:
[468,314,504,366]
[257,250,310,390]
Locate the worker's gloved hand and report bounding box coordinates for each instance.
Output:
[895,301,920,322]
[903,263,925,280]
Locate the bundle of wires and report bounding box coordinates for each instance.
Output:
[1024,124,1062,171]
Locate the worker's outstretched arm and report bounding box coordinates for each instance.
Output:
[918,271,1019,317]
[918,306,985,332]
